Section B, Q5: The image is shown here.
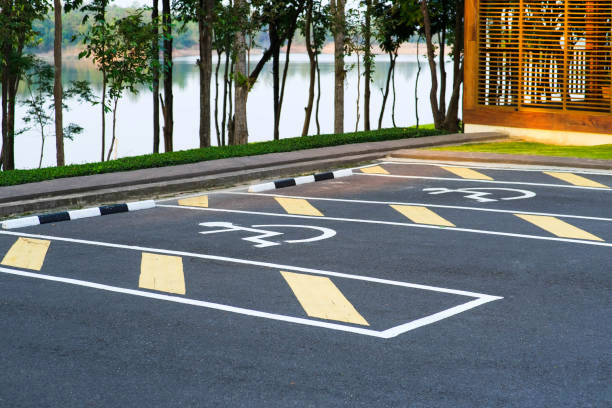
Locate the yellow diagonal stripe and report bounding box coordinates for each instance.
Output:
[281,271,369,326]
[515,214,603,241]
[361,165,389,174]
[390,205,455,227]
[441,166,493,180]
[275,197,323,216]
[543,172,609,189]
[139,252,186,294]
[1,237,50,271]
[178,195,209,207]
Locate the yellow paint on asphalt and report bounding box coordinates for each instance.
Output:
[275,197,324,216]
[543,172,609,188]
[390,205,455,227]
[515,214,603,241]
[281,271,369,326]
[360,165,390,175]
[441,166,493,180]
[1,237,50,271]
[178,195,209,207]
[139,252,186,294]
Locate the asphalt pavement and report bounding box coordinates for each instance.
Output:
[1,159,611,407]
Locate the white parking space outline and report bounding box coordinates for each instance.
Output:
[0,230,501,339]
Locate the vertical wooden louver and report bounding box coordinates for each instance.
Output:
[477,0,612,114]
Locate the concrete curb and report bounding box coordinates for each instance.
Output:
[248,169,353,192]
[0,132,503,217]
[2,200,156,229]
[390,150,612,171]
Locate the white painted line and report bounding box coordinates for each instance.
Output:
[0,266,384,338]
[225,192,612,223]
[127,200,156,211]
[0,229,496,298]
[2,216,40,230]
[159,204,612,249]
[379,160,612,177]
[68,207,101,220]
[355,172,612,192]
[249,182,276,193]
[294,175,315,185]
[381,296,500,338]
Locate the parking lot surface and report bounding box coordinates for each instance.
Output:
[1,160,611,407]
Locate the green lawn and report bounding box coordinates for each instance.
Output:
[432,141,612,160]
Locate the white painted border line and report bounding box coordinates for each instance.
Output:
[355,172,612,191]
[160,204,612,249]
[2,200,156,230]
[248,169,352,193]
[226,191,612,222]
[0,265,500,338]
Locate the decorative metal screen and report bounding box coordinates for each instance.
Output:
[478,0,612,113]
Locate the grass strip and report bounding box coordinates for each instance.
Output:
[432,141,612,160]
[1,126,445,187]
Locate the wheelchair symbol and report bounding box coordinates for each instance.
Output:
[199,222,337,248]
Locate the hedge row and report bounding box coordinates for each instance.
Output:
[1,126,446,187]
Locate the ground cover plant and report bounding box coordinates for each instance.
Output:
[0,126,444,187]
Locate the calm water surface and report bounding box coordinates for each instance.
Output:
[14,54,459,169]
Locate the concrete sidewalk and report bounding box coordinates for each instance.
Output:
[0,132,503,217]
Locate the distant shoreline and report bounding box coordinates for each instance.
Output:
[35,42,435,61]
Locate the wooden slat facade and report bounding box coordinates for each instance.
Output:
[464,0,612,135]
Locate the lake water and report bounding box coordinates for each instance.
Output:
[14,53,460,169]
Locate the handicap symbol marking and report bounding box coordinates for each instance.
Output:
[423,187,536,203]
[198,222,337,248]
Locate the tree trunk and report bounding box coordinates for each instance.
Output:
[420,0,443,129]
[198,0,213,148]
[378,52,395,129]
[270,24,280,141]
[101,71,106,161]
[301,0,315,137]
[214,52,221,146]
[276,33,293,140]
[442,0,464,132]
[162,0,174,152]
[54,0,64,166]
[221,50,230,146]
[152,0,160,153]
[415,35,421,129]
[106,98,119,161]
[331,0,345,134]
[233,0,249,145]
[391,52,397,127]
[1,48,9,170]
[355,52,361,132]
[363,0,372,131]
[315,52,321,135]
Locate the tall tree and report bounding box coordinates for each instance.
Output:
[362,0,372,131]
[0,0,50,170]
[374,1,416,129]
[53,0,64,166]
[198,0,213,148]
[330,0,345,134]
[152,0,160,153]
[299,0,326,137]
[161,0,173,152]
[419,0,464,132]
[232,0,248,145]
[74,0,112,162]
